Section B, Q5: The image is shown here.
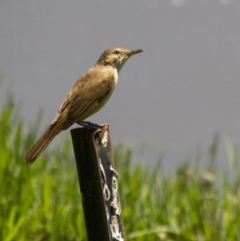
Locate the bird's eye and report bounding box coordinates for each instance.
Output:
[114,50,120,54]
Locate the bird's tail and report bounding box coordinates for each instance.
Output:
[25,124,62,164]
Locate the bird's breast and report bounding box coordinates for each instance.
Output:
[112,68,118,86]
[100,65,118,86]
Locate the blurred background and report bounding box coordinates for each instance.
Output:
[1,0,240,170]
[1,1,240,239]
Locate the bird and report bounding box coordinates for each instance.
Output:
[25,47,143,164]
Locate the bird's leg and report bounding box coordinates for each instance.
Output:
[80,121,104,129]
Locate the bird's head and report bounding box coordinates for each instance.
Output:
[97,47,143,72]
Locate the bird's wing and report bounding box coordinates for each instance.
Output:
[51,67,116,130]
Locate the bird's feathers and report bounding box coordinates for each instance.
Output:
[25,123,62,164]
[52,65,117,130]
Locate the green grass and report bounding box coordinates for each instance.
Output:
[1,90,240,240]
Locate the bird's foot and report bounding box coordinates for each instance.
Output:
[81,121,105,130]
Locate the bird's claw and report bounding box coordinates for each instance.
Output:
[81,121,104,130]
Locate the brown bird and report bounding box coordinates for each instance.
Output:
[25,47,143,164]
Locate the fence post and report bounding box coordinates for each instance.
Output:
[71,125,125,241]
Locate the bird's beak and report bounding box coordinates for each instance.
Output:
[128,49,144,56]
